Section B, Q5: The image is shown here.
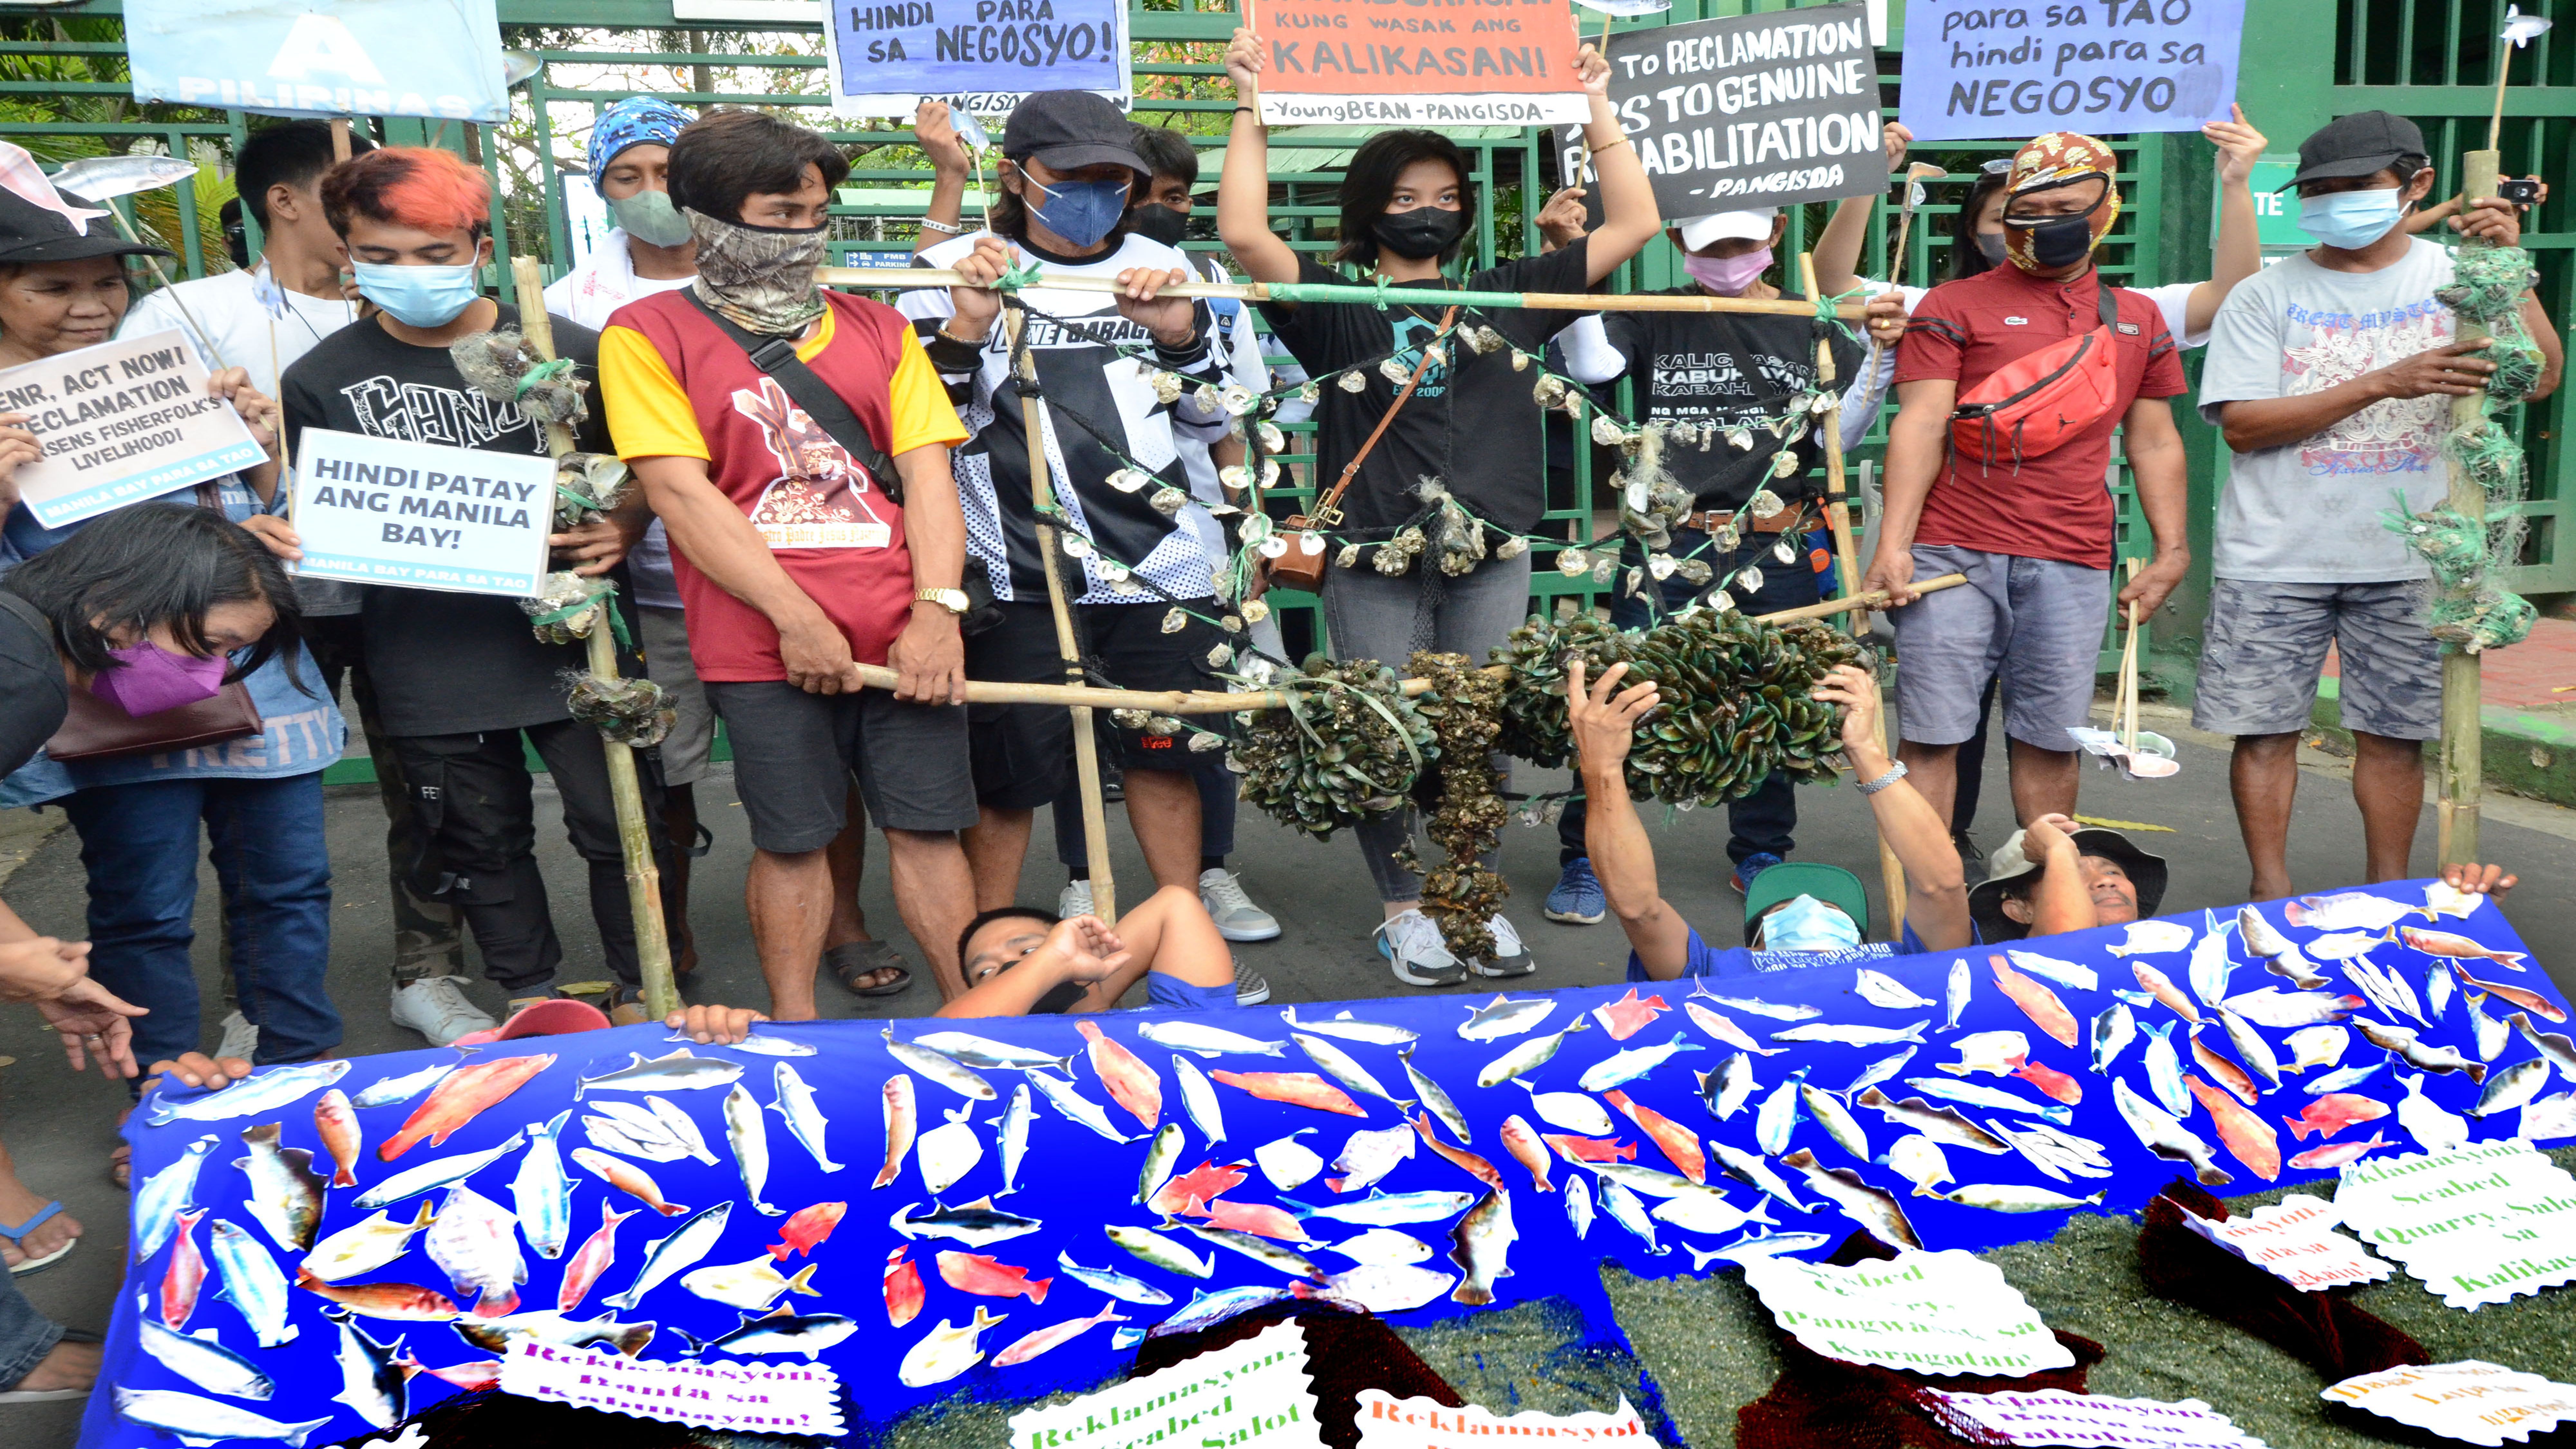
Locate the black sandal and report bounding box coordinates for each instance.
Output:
[826,940,913,997]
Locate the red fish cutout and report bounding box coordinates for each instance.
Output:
[1078,1021,1163,1130]
[937,1250,1052,1303]
[885,1247,925,1326]
[1991,955,2079,1046]
[1193,1199,1310,1241]
[2185,1073,2281,1181]
[2007,1055,2083,1106]
[1153,1160,1251,1217]
[1541,1133,1637,1163]
[1209,1070,1366,1117]
[161,1209,207,1329]
[769,1201,847,1261]
[1590,989,1671,1043]
[380,1054,556,1160]
[1601,1090,1706,1183]
[2281,1093,2390,1141]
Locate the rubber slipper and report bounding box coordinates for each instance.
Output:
[826,941,913,997]
[0,1201,71,1275]
[0,1387,89,1403]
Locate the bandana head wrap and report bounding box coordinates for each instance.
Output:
[2001,131,2121,273]
[587,97,693,180]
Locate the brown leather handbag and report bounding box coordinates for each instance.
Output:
[46,678,262,762]
[1268,305,1460,592]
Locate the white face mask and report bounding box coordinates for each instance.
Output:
[1760,895,1861,953]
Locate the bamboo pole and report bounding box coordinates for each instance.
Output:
[1008,308,1120,923]
[510,256,677,1019]
[816,267,1868,318]
[2437,150,2501,866]
[1803,252,1905,929]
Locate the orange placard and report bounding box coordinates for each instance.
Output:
[1249,0,1587,126]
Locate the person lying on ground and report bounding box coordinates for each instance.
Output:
[938,886,1239,1017]
[1968,814,2167,942]
[1575,658,1971,980]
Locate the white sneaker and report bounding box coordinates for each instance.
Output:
[1199,868,1281,942]
[1058,878,1094,920]
[1468,913,1537,978]
[216,1010,259,1062]
[1374,909,1467,988]
[391,976,497,1046]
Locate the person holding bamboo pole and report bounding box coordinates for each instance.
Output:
[1217,25,1660,989]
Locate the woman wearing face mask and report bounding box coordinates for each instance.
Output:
[0,166,344,1092]
[1216,26,1659,989]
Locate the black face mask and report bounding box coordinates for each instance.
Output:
[1370,205,1466,261]
[1974,232,2008,266]
[1126,203,1189,247]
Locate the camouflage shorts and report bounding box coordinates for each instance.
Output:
[2192,579,2441,741]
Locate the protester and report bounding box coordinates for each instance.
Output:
[938,886,1239,1017]
[2196,111,2561,899]
[898,90,1247,991]
[274,145,663,1025]
[1574,658,1971,979]
[1217,27,1660,986]
[1967,815,2166,943]
[1864,131,2193,833]
[606,108,981,1010]
[1542,206,1869,923]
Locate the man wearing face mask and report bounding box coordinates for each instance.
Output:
[1543,208,1870,926]
[1864,131,2194,834]
[2196,111,2560,900]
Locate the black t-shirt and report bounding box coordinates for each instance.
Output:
[280,305,608,737]
[1260,242,1593,537]
[1593,287,1864,511]
[0,593,65,777]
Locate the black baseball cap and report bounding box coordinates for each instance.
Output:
[0,184,172,266]
[2280,110,2428,191]
[1002,90,1147,178]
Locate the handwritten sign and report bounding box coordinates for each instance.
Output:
[498,1340,845,1437]
[1010,1320,1321,1449]
[822,0,1131,118]
[0,330,267,529]
[1740,1249,2075,1378]
[290,428,553,596]
[1354,1391,1648,1449]
[1920,1388,2266,1449]
[1552,3,1886,217]
[2333,1141,2576,1309]
[1250,0,1586,127]
[2178,1193,2394,1293]
[1896,0,2245,142]
[2324,1362,2576,1447]
[124,0,511,122]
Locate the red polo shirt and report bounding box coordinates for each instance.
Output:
[1893,263,2186,568]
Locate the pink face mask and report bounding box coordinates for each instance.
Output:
[92,639,230,716]
[1684,246,1773,296]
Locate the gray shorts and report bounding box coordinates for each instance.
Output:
[1892,544,2112,749]
[2193,579,2441,741]
[637,605,715,787]
[705,681,977,853]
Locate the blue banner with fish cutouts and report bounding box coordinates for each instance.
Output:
[81,880,2568,1448]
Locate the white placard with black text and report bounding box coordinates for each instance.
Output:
[291,427,553,596]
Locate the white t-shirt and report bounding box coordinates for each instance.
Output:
[543,230,699,609]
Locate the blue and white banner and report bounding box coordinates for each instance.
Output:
[290,429,553,596]
[2,330,267,529]
[822,0,1132,118]
[124,0,512,123]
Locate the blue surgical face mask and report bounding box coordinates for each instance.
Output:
[1026,174,1131,249]
[1760,895,1862,954]
[352,260,482,328]
[2299,187,2407,250]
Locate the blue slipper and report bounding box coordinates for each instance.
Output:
[1,1201,73,1275]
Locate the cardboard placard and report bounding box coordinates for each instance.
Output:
[2333,1141,2576,1309]
[1551,3,1887,220]
[1250,0,1587,127]
[497,1340,845,1438]
[2179,1193,2394,1293]
[290,428,554,596]
[0,330,267,529]
[1353,1390,1648,1449]
[1896,0,2245,143]
[821,0,1132,118]
[1919,1388,2265,1449]
[2323,1362,2576,1447]
[1009,1320,1321,1449]
[1740,1249,2075,1378]
[123,0,511,122]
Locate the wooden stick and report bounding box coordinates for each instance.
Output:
[814,268,1869,318]
[329,117,351,163]
[2117,560,2142,755]
[510,255,677,1020]
[2438,149,2501,866]
[1008,308,1119,923]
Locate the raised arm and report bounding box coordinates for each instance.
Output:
[2184,106,2268,339]
[1572,43,1657,284]
[1218,28,1300,289]
[2016,813,2100,936]
[1814,122,1911,295]
[910,101,974,257]
[1573,659,1694,978]
[1811,665,1969,950]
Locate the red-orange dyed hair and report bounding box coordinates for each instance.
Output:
[318,146,491,240]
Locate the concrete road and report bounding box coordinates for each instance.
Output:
[3,700,2571,1444]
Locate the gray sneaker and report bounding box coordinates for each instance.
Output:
[390,975,497,1046]
[1375,909,1467,988]
[1200,868,1281,942]
[1058,878,1094,920]
[216,1009,259,1062]
[1232,960,1272,1006]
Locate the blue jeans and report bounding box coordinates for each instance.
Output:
[63,771,339,1067]
[1558,523,1826,871]
[0,1268,62,1389]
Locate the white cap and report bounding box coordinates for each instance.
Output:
[1675,208,1777,251]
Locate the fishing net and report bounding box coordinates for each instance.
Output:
[451,328,593,427]
[1406,652,1510,962]
[522,572,615,644]
[552,452,634,527]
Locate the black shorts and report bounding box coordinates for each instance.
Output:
[704,681,976,853]
[966,600,1236,807]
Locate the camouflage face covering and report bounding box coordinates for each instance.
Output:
[687,207,828,336]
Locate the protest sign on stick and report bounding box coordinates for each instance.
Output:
[0,330,267,530]
[1553,2,1886,217]
[122,0,511,123]
[1897,0,2245,143]
[1250,0,1588,127]
[289,428,554,596]
[823,0,1132,117]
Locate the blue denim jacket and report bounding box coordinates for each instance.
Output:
[0,478,346,806]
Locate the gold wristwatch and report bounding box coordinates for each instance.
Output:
[915,587,971,616]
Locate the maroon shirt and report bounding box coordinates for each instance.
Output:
[1893,263,2186,568]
